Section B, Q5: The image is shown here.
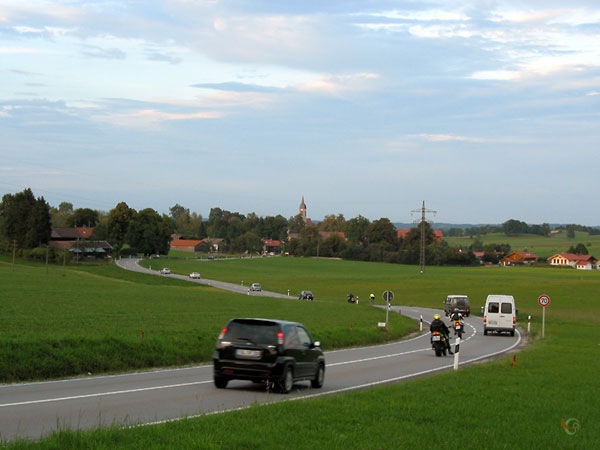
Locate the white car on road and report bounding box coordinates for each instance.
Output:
[189,272,201,279]
[160,268,171,275]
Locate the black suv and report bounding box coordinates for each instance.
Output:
[213,318,325,393]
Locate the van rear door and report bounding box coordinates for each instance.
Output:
[499,301,513,330]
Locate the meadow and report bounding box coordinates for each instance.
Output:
[0,257,415,382]
[443,230,600,259]
[2,256,599,448]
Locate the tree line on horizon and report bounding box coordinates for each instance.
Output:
[0,188,596,265]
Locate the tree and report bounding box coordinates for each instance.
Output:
[365,218,398,248]
[319,214,346,232]
[126,208,171,255]
[566,225,576,239]
[288,214,306,234]
[567,243,588,255]
[108,202,137,256]
[66,208,99,227]
[50,202,73,227]
[230,231,263,253]
[343,215,370,244]
[0,188,51,248]
[502,219,528,236]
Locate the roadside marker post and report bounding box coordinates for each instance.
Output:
[419,315,423,331]
[453,336,461,370]
[538,295,550,338]
[527,315,531,333]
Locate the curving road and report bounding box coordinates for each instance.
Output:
[117,257,290,298]
[0,304,521,441]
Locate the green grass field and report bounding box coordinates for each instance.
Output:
[2,256,599,448]
[0,257,415,382]
[443,230,600,259]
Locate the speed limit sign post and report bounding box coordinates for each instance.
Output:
[382,290,394,329]
[538,295,550,338]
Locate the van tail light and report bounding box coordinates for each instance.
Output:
[483,315,487,324]
[513,317,516,324]
[218,327,227,340]
[277,331,284,345]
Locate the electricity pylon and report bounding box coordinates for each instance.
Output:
[410,201,437,274]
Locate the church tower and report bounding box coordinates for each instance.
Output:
[299,196,307,221]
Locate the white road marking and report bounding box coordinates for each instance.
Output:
[0,381,212,408]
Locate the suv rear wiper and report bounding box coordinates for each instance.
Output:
[236,337,257,345]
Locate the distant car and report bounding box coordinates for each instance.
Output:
[189,272,201,279]
[249,283,262,292]
[160,267,171,275]
[299,291,314,300]
[213,318,325,393]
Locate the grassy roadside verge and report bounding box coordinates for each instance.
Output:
[0,258,415,382]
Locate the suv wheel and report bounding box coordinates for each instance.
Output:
[279,365,294,393]
[311,364,325,388]
[214,376,228,389]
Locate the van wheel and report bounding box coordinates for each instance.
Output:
[510,330,515,337]
[279,366,294,394]
[483,327,488,336]
[311,364,325,388]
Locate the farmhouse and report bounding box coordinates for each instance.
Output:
[170,239,204,253]
[500,251,538,266]
[396,229,443,241]
[547,253,597,269]
[263,239,282,253]
[50,227,112,258]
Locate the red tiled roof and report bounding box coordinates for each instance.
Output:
[550,253,594,262]
[263,239,282,247]
[170,239,204,247]
[76,227,94,238]
[396,229,443,239]
[319,231,346,240]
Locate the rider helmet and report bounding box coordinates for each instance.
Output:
[433,314,440,320]
[455,307,459,311]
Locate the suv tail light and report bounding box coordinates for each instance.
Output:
[218,327,227,340]
[277,331,284,345]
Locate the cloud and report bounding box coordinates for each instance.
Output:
[93,108,222,128]
[416,134,487,143]
[81,45,126,60]
[190,82,280,93]
[295,73,380,94]
[145,50,182,64]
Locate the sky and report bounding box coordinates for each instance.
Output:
[1,0,599,225]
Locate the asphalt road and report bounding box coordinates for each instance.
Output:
[117,257,290,298]
[0,260,522,441]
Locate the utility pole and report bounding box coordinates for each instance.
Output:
[410,201,437,274]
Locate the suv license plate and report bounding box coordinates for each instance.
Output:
[235,349,262,359]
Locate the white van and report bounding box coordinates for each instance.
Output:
[483,295,517,336]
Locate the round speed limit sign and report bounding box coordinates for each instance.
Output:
[538,295,550,307]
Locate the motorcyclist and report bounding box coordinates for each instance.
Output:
[370,293,375,304]
[430,314,453,354]
[449,307,464,323]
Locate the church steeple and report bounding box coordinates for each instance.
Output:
[299,196,307,221]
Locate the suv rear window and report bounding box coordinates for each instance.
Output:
[227,320,278,345]
[501,303,512,313]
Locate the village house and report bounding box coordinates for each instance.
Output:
[50,227,112,258]
[500,251,538,267]
[169,239,204,253]
[547,253,597,269]
[396,229,444,241]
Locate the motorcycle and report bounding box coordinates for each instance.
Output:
[431,331,448,357]
[347,293,357,304]
[452,319,465,338]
